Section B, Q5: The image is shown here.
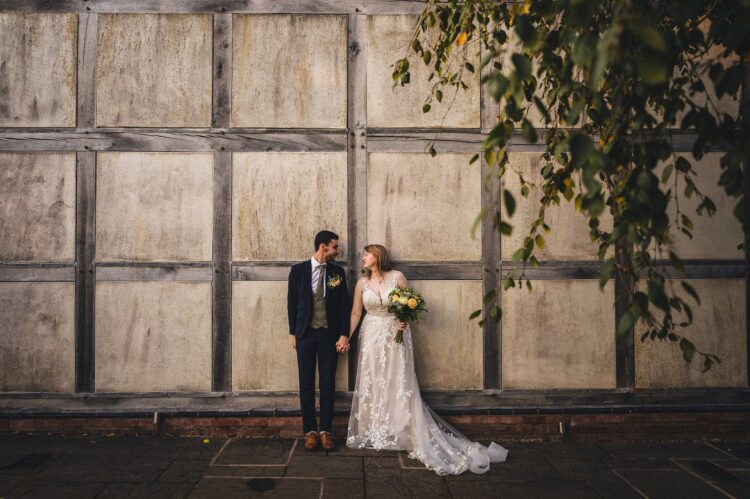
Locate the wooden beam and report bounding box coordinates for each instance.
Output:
[614,243,635,390]
[75,151,96,393]
[743,48,750,387]
[0,265,75,282]
[394,262,483,280]
[0,1,427,14]
[212,13,232,129]
[347,14,368,391]
[76,12,97,128]
[95,266,213,281]
[233,262,350,281]
[0,131,347,152]
[212,152,233,392]
[1,388,749,416]
[482,164,501,389]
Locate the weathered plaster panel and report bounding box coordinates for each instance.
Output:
[232,15,347,128]
[96,152,213,261]
[233,152,347,261]
[666,153,743,260]
[502,153,612,260]
[367,153,481,261]
[0,283,75,392]
[0,13,77,127]
[0,153,76,262]
[502,280,616,389]
[232,281,348,391]
[367,15,480,128]
[410,280,483,390]
[636,279,746,388]
[95,281,212,392]
[96,14,212,127]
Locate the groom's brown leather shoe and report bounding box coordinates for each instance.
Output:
[320,431,335,451]
[304,431,319,451]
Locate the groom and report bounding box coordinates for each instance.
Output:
[287,230,350,451]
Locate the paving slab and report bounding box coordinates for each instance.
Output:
[4,478,107,498]
[205,465,286,478]
[446,480,537,498]
[529,480,603,498]
[188,476,322,498]
[286,455,364,479]
[614,468,730,498]
[212,438,295,465]
[713,441,750,460]
[322,478,365,498]
[0,434,748,499]
[96,481,197,499]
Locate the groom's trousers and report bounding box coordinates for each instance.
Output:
[296,326,338,434]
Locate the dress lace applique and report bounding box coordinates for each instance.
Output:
[346,273,508,475]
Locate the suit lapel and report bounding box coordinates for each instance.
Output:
[304,260,313,302]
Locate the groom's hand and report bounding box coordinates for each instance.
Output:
[336,335,350,353]
[291,336,296,350]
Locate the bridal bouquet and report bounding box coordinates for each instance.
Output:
[387,286,427,344]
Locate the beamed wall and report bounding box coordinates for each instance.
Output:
[0,0,748,418]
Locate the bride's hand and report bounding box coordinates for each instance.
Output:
[396,321,407,331]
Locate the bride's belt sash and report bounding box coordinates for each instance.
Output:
[365,310,393,318]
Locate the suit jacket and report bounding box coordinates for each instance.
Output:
[287,260,349,340]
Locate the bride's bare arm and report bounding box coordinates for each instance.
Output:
[349,278,365,336]
[395,270,409,288]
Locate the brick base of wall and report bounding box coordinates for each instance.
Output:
[1,412,748,441]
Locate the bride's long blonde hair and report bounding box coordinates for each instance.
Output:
[362,244,393,279]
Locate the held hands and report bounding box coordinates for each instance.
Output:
[336,335,350,353]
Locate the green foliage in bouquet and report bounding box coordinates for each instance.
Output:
[387,286,429,344]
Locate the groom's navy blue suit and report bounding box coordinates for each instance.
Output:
[288,260,349,434]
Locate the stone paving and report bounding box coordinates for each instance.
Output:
[0,434,749,498]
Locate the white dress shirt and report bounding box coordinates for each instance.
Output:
[311,256,327,297]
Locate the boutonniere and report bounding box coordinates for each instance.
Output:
[327,274,343,290]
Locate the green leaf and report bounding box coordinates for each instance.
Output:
[511,53,532,80]
[488,73,509,100]
[636,54,668,85]
[534,234,545,250]
[675,156,692,173]
[648,280,669,311]
[422,103,431,113]
[490,305,502,322]
[503,190,516,218]
[469,309,481,320]
[499,221,513,236]
[483,289,497,304]
[681,281,700,305]
[429,145,437,157]
[435,89,443,103]
[469,153,479,164]
[521,119,538,143]
[661,164,673,184]
[464,62,475,73]
[599,258,614,289]
[680,338,696,363]
[503,277,515,290]
[617,307,638,338]
[630,24,667,53]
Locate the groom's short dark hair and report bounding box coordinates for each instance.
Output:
[314,230,339,250]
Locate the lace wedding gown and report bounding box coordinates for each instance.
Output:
[346,275,508,475]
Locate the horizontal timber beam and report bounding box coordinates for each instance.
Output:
[0,388,748,416]
[0,131,347,152]
[0,0,427,15]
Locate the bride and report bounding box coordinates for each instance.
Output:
[345,244,508,475]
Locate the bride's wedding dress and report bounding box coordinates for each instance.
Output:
[346,274,508,475]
